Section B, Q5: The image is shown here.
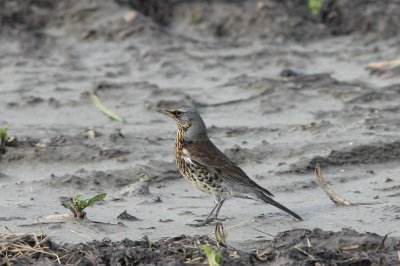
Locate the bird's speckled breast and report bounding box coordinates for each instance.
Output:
[174,127,226,195]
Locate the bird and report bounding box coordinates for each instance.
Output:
[158,106,302,226]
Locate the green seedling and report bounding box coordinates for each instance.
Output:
[307,0,323,16]
[0,125,8,140]
[0,124,9,154]
[214,222,228,247]
[60,193,107,219]
[201,244,222,266]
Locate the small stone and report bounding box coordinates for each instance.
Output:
[124,11,137,22]
[83,127,101,139]
[153,196,163,203]
[117,210,140,221]
[178,210,194,216]
[159,219,174,223]
[280,68,299,78]
[113,181,150,199]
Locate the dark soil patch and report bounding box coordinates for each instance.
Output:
[166,0,400,40]
[114,0,177,25]
[3,228,399,265]
[257,228,400,265]
[3,233,253,266]
[0,0,59,32]
[3,0,400,41]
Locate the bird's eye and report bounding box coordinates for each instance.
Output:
[175,110,183,117]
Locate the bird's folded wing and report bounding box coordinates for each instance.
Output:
[183,139,274,197]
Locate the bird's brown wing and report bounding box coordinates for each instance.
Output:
[183,139,274,197]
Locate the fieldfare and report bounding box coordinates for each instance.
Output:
[158,106,302,226]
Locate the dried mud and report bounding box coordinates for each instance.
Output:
[1,0,400,265]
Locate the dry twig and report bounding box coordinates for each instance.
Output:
[376,232,392,252]
[315,163,354,206]
[293,246,316,260]
[366,60,400,70]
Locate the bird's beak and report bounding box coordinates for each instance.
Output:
[157,108,173,117]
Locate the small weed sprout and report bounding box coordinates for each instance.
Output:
[214,223,228,247]
[201,244,222,266]
[199,223,228,265]
[0,124,9,154]
[60,193,107,219]
[307,0,323,16]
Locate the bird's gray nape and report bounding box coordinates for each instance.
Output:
[184,113,208,141]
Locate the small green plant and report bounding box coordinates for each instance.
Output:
[60,193,107,219]
[201,244,221,266]
[0,125,8,140]
[0,124,9,154]
[307,0,323,16]
[214,223,228,247]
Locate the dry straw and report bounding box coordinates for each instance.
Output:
[0,232,66,264]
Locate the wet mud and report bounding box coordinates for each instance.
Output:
[1,0,400,265]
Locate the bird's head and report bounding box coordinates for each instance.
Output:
[157,106,207,140]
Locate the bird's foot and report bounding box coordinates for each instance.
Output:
[186,221,209,227]
[186,217,215,227]
[186,216,228,227]
[212,217,228,222]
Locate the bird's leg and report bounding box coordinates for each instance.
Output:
[188,198,226,227]
[187,202,218,227]
[212,199,225,220]
[203,202,220,223]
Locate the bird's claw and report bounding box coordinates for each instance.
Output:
[197,216,228,222]
[186,221,209,227]
[186,218,214,227]
[186,216,228,227]
[213,217,228,222]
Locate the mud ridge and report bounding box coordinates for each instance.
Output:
[290,141,400,173]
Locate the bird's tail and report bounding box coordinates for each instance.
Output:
[257,192,303,221]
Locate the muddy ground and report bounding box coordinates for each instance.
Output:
[1,0,400,265]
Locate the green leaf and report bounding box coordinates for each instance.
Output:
[64,202,74,210]
[214,223,227,246]
[90,93,125,122]
[73,195,85,210]
[0,125,9,139]
[86,193,107,207]
[214,252,222,264]
[202,245,212,255]
[60,197,75,211]
[201,245,221,266]
[61,193,106,218]
[307,0,323,16]
[74,195,83,202]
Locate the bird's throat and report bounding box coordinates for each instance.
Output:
[174,125,188,151]
[174,125,190,174]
